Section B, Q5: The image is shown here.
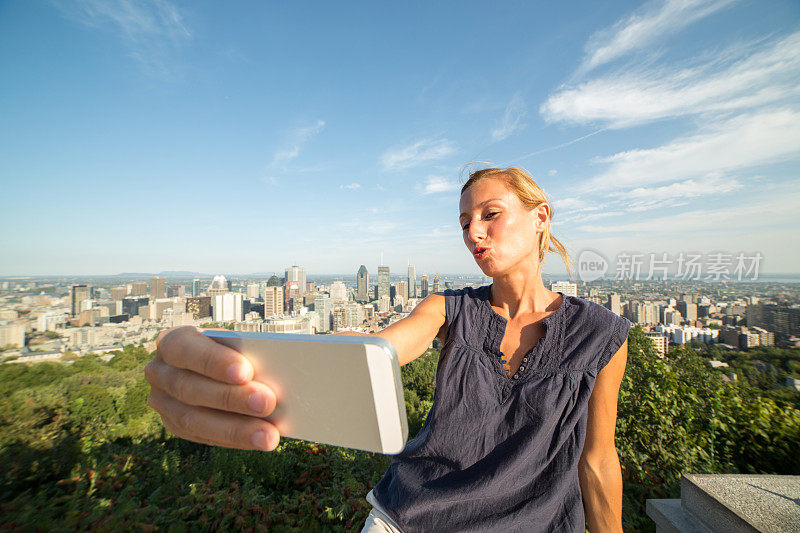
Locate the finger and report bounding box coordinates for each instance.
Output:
[157,325,254,385]
[147,358,276,417]
[149,388,280,451]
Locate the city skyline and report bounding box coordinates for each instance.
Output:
[2,1,799,276]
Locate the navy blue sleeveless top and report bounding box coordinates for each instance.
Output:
[370,285,631,532]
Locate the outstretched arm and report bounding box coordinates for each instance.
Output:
[335,293,446,366]
[579,340,627,533]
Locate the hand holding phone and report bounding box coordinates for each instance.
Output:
[145,326,281,451]
[204,330,408,454]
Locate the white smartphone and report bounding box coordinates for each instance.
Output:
[203,330,409,454]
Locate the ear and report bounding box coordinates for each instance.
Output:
[534,203,550,233]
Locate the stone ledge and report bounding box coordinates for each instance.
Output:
[646,474,800,532]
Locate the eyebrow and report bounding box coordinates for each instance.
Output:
[459,199,503,221]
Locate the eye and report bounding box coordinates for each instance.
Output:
[485,211,499,219]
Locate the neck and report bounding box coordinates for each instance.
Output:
[489,262,559,319]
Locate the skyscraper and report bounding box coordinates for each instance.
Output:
[356,265,369,303]
[246,283,260,299]
[150,276,167,302]
[284,281,301,312]
[378,266,390,300]
[314,295,333,333]
[397,280,408,300]
[110,286,128,301]
[263,286,284,317]
[606,293,622,316]
[131,282,148,296]
[330,281,348,303]
[71,285,91,316]
[213,293,243,322]
[420,274,429,298]
[192,278,205,297]
[150,276,166,300]
[186,297,211,319]
[407,263,416,298]
[285,265,307,297]
[208,275,230,298]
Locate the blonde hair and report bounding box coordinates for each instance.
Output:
[461,166,572,277]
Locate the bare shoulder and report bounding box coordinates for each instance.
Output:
[411,292,446,318]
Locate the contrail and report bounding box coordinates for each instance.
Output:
[511,128,606,163]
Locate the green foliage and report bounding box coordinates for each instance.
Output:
[617,327,800,531]
[1,334,798,532]
[401,348,438,437]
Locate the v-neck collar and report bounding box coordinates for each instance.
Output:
[479,284,568,384]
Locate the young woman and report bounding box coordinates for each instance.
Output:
[146,166,630,532]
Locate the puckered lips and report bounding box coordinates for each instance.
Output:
[473,246,489,259]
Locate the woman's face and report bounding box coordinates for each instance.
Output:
[458,177,548,277]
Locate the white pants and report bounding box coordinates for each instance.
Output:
[362,489,403,533]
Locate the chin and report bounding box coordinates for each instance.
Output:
[477,262,501,278]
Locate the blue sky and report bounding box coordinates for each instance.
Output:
[1,0,799,277]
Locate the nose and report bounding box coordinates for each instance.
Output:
[468,221,486,244]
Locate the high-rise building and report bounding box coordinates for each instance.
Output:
[551,281,577,297]
[246,283,260,299]
[166,284,185,298]
[314,295,333,333]
[605,293,622,316]
[122,296,149,318]
[397,280,408,301]
[746,304,800,339]
[432,277,442,294]
[407,263,416,299]
[150,277,166,300]
[330,281,348,303]
[213,293,243,322]
[285,265,307,297]
[677,301,698,321]
[186,297,211,319]
[71,285,91,316]
[131,282,148,296]
[284,281,301,312]
[192,279,205,297]
[378,266,390,300]
[644,332,669,358]
[420,275,429,298]
[356,265,369,303]
[110,286,128,301]
[263,286,284,317]
[208,275,230,298]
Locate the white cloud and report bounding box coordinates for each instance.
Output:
[583,108,800,190]
[416,176,460,195]
[490,93,527,141]
[576,190,800,234]
[616,174,742,212]
[271,120,326,167]
[543,31,800,128]
[548,169,558,176]
[60,0,191,77]
[260,176,278,186]
[579,0,736,74]
[340,183,361,190]
[381,139,457,170]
